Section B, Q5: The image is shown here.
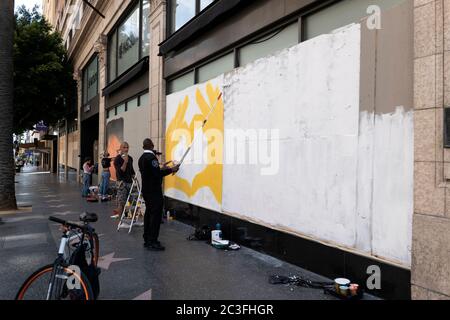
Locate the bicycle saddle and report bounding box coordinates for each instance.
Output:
[79,212,98,223]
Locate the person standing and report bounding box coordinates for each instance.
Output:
[111,142,135,219]
[138,139,179,251]
[82,157,94,197]
[100,151,112,201]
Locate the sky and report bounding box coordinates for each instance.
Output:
[15,0,42,13]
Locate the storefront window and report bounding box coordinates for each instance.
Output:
[239,23,298,67]
[116,104,126,116]
[108,31,117,83]
[167,71,195,94]
[170,0,217,33]
[83,71,88,104]
[108,0,151,83]
[83,56,98,104]
[118,7,140,76]
[141,0,150,57]
[304,0,406,40]
[200,0,214,10]
[198,53,234,83]
[127,97,138,111]
[171,0,195,32]
[139,92,149,107]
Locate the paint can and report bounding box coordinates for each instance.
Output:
[334,278,350,294]
[211,230,222,243]
[339,286,349,297]
[350,284,359,296]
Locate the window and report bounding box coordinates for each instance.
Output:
[141,0,150,57]
[118,7,140,76]
[116,104,126,115]
[108,0,151,83]
[239,23,298,67]
[200,0,214,10]
[171,0,196,32]
[170,0,217,33]
[82,56,99,105]
[108,28,117,82]
[167,22,299,94]
[127,97,138,111]
[304,0,407,40]
[107,92,148,120]
[139,92,149,107]
[198,53,234,83]
[167,71,195,94]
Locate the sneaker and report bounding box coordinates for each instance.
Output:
[110,214,120,219]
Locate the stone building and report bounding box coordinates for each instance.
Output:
[43,0,166,184]
[42,0,450,300]
[411,0,450,300]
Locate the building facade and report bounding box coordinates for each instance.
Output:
[43,0,167,184]
[42,0,450,300]
[160,0,449,300]
[412,0,450,300]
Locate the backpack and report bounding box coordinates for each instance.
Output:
[187,225,211,241]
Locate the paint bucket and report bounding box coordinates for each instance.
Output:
[211,230,222,243]
[350,284,359,296]
[339,286,349,297]
[334,278,350,293]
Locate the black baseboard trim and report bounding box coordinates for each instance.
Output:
[164,197,411,300]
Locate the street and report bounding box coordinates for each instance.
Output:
[0,166,349,300]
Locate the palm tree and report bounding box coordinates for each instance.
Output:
[0,0,17,211]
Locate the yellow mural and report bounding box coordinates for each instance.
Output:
[165,82,224,205]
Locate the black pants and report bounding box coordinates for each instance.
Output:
[143,193,163,244]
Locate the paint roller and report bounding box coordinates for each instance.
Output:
[168,92,223,170]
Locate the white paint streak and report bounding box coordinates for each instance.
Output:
[371,107,413,265]
[356,111,375,253]
[357,108,414,266]
[223,24,362,249]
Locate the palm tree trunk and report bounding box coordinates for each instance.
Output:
[0,0,17,211]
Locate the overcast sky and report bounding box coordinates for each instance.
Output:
[15,0,42,13]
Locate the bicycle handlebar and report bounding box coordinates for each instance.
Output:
[49,216,66,225]
[49,216,87,231]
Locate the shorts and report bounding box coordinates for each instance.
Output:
[117,181,132,206]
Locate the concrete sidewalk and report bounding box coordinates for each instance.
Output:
[0,170,371,300]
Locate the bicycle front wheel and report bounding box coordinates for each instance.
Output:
[15,264,94,300]
[89,232,100,267]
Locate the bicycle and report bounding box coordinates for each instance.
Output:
[15,212,100,300]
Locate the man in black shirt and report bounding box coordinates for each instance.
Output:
[112,142,136,219]
[139,138,179,251]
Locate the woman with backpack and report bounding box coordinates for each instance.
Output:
[99,151,112,201]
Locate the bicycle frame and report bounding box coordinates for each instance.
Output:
[46,232,69,300]
[45,223,93,300]
[16,214,99,301]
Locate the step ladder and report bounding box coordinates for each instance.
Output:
[117,176,145,233]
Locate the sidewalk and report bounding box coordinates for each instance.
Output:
[0,171,373,300]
